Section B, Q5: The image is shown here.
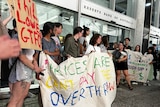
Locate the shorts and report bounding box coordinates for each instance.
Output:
[115,61,128,70]
[9,60,34,83]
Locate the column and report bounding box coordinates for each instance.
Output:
[134,0,146,51]
[153,0,160,27]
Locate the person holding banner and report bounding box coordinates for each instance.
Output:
[51,22,63,64]
[134,45,141,52]
[42,22,60,63]
[63,26,83,58]
[143,47,154,86]
[7,19,43,107]
[85,33,102,54]
[112,42,133,90]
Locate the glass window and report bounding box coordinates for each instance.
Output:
[34,0,78,38]
[0,0,78,88]
[86,0,110,8]
[115,0,136,18]
[144,0,152,28]
[80,15,131,49]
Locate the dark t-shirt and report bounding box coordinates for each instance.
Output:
[124,45,132,50]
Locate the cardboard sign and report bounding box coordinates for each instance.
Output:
[7,0,15,18]
[39,52,116,107]
[11,0,42,50]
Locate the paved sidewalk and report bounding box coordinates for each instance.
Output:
[112,80,160,107]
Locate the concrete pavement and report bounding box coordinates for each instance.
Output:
[112,80,160,107]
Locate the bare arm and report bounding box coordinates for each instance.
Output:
[19,53,43,73]
[43,50,60,56]
[2,9,13,26]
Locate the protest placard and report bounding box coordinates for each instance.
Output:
[39,52,116,107]
[9,0,42,50]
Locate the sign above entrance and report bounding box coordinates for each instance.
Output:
[41,0,78,12]
[81,0,136,29]
[150,26,160,38]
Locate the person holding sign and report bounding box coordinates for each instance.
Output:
[7,19,43,107]
[112,42,133,90]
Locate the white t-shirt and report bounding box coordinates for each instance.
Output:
[52,36,60,46]
[85,45,101,54]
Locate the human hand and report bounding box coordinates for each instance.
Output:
[0,35,21,59]
[34,66,45,74]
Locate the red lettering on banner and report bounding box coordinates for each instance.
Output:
[15,0,41,49]
[16,11,25,24]
[21,27,29,42]
[87,72,95,84]
[18,0,21,10]
[79,76,88,86]
[32,3,37,21]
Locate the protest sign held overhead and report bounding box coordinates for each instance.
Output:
[7,0,42,50]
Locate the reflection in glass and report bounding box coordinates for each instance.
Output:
[86,0,110,8]
[80,15,131,49]
[34,0,77,37]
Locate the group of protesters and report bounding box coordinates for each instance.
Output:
[1,7,160,107]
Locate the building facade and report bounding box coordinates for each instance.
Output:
[0,0,160,89]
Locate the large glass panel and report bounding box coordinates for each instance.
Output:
[144,0,152,28]
[86,0,110,8]
[115,0,136,17]
[0,0,78,88]
[80,15,131,49]
[34,0,77,38]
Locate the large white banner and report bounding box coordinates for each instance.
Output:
[39,52,116,107]
[127,50,153,83]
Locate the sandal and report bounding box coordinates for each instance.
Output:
[128,85,133,90]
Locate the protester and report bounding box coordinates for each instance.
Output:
[51,22,63,64]
[63,26,83,58]
[79,26,90,54]
[62,33,73,60]
[7,20,43,107]
[113,42,119,50]
[112,42,133,90]
[100,35,109,53]
[134,45,141,52]
[144,47,154,86]
[151,44,158,80]
[124,37,132,50]
[85,33,102,54]
[42,22,60,63]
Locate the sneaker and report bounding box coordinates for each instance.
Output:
[147,83,151,86]
[132,82,138,85]
[143,83,147,86]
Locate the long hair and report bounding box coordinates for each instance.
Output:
[134,45,140,52]
[82,25,89,37]
[102,35,109,47]
[42,22,54,36]
[89,33,101,46]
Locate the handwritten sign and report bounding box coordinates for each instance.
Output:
[39,52,116,107]
[12,0,42,50]
[126,50,153,82]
